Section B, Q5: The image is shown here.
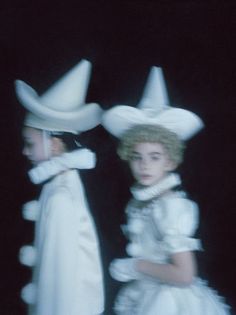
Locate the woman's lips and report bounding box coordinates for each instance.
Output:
[140,174,152,180]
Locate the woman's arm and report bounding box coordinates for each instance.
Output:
[136,250,197,286]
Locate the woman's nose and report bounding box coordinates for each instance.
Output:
[22,146,28,156]
[140,158,149,169]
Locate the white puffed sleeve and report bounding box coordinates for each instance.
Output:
[153,197,202,254]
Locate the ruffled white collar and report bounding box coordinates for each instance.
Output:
[28,148,96,184]
[130,173,181,201]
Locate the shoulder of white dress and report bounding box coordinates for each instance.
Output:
[158,192,199,216]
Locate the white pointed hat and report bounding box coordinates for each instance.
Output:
[102,66,204,140]
[15,59,103,134]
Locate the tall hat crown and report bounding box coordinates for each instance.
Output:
[137,66,169,112]
[15,59,103,134]
[102,66,203,140]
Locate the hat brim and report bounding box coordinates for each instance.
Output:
[15,80,102,133]
[102,105,204,140]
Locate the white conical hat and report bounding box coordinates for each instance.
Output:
[137,66,169,112]
[102,66,204,140]
[15,59,103,134]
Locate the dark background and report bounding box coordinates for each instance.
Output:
[0,1,235,314]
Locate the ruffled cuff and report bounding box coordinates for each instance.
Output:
[163,235,202,253]
[22,200,40,221]
[19,245,37,267]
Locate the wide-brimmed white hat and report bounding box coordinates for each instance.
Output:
[15,59,103,134]
[102,67,204,140]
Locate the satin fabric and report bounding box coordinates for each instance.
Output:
[113,174,230,315]
[21,167,104,315]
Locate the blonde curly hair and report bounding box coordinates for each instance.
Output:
[118,124,185,166]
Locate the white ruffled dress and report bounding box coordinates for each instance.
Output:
[114,173,230,315]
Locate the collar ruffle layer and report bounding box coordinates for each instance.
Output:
[28,148,96,184]
[130,173,181,201]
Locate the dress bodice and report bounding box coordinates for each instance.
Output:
[123,173,202,263]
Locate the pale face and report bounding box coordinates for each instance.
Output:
[22,127,50,166]
[129,142,175,186]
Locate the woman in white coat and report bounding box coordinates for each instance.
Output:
[16,60,104,315]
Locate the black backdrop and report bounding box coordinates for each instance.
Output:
[0,1,235,314]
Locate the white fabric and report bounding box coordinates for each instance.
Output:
[40,60,91,111]
[21,283,36,305]
[28,148,96,184]
[114,279,231,315]
[20,160,104,315]
[19,245,37,267]
[22,201,40,221]
[130,173,181,201]
[102,105,204,140]
[15,59,103,133]
[102,66,204,140]
[137,67,169,112]
[111,174,230,315]
[109,258,141,282]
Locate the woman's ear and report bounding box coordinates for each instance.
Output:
[51,137,66,156]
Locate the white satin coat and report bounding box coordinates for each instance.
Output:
[20,149,104,315]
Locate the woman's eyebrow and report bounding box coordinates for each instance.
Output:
[131,151,140,155]
[149,151,162,155]
[131,151,163,154]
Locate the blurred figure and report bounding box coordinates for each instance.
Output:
[16,60,104,315]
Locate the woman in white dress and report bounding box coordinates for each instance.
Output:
[102,67,231,315]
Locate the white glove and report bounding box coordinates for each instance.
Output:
[109,258,140,282]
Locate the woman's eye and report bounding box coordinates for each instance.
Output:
[151,155,160,161]
[130,155,141,161]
